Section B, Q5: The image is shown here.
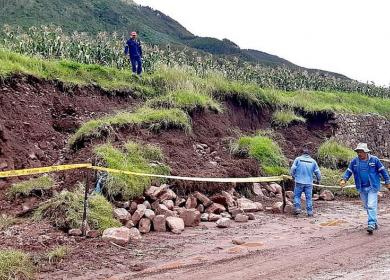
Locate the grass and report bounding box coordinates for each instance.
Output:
[8,175,55,199]
[69,107,191,146]
[0,215,19,231]
[272,109,306,127]
[0,250,35,280]
[231,134,288,176]
[320,167,358,197]
[146,89,223,112]
[94,141,170,200]
[317,139,356,169]
[47,246,70,263]
[34,188,121,231]
[2,49,390,117]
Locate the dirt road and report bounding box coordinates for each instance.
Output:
[109,199,390,280]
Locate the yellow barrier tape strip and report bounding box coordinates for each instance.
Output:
[0,164,92,178]
[90,166,284,183]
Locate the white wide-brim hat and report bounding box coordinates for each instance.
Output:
[354,143,370,153]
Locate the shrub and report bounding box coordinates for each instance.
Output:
[8,175,55,199]
[94,141,170,200]
[272,109,306,127]
[231,134,288,176]
[34,188,120,231]
[317,139,355,168]
[0,250,35,280]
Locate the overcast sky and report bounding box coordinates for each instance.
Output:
[135,0,390,86]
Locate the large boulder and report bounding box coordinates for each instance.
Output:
[144,209,156,221]
[269,183,283,194]
[162,200,175,210]
[155,204,175,217]
[320,190,335,201]
[185,195,198,209]
[113,208,131,224]
[205,203,226,214]
[139,218,152,234]
[179,209,201,227]
[234,214,249,223]
[216,218,231,228]
[158,188,177,201]
[193,191,213,207]
[131,206,146,225]
[166,217,185,234]
[221,191,236,207]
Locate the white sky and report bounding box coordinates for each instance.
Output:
[135,0,390,86]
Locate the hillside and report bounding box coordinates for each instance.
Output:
[0,0,337,72]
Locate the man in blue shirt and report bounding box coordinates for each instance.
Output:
[290,147,321,217]
[340,143,390,234]
[124,31,143,75]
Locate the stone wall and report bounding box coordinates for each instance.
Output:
[333,113,390,158]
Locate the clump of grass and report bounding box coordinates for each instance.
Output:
[8,175,55,199]
[47,246,70,263]
[94,141,170,200]
[272,109,306,127]
[0,250,35,280]
[69,107,191,146]
[231,134,288,176]
[146,89,222,112]
[317,139,355,168]
[319,168,358,197]
[34,188,120,231]
[0,215,19,231]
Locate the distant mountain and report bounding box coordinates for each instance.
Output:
[0,0,348,76]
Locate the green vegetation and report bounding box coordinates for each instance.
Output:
[231,134,288,176]
[319,168,358,197]
[34,189,120,231]
[47,246,71,263]
[0,250,35,280]
[8,175,55,199]
[0,215,19,230]
[2,26,390,97]
[94,141,170,200]
[69,107,191,146]
[272,109,306,127]
[147,89,222,112]
[317,139,355,169]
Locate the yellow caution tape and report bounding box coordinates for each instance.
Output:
[0,164,92,178]
[90,166,284,183]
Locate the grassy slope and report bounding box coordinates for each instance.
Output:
[1,49,390,117]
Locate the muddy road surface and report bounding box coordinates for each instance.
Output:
[34,198,390,280]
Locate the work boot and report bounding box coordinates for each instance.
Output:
[293,209,301,216]
[367,225,375,234]
[307,213,314,218]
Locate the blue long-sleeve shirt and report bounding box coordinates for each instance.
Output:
[343,155,390,192]
[124,39,142,58]
[290,154,321,185]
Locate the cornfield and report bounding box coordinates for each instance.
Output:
[1,25,389,98]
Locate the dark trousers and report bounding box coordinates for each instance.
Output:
[130,56,142,75]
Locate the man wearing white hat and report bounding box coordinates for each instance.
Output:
[340,143,390,234]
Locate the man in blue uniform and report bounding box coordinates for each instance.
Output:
[290,147,321,217]
[124,31,143,75]
[340,143,390,234]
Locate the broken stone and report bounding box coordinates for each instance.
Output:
[320,190,335,201]
[125,220,134,228]
[196,204,205,213]
[234,214,249,223]
[143,200,151,209]
[228,206,244,218]
[150,185,168,200]
[144,209,156,221]
[237,198,259,212]
[162,200,175,210]
[185,195,198,209]
[220,212,232,219]
[144,186,159,198]
[264,183,277,194]
[194,191,213,207]
[86,230,100,238]
[131,207,146,226]
[68,229,82,236]
[139,218,152,234]
[208,213,222,222]
[179,209,201,227]
[102,227,134,245]
[252,183,264,197]
[175,197,186,207]
[254,202,263,211]
[113,208,131,223]
[128,228,142,241]
[313,194,320,201]
[129,201,138,214]
[221,191,236,207]
[200,213,209,222]
[166,217,185,234]
[269,183,283,194]
[158,188,177,201]
[272,201,294,214]
[206,203,226,214]
[155,204,175,217]
[216,218,231,228]
[151,200,160,210]
[153,215,167,232]
[286,191,294,200]
[247,213,256,220]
